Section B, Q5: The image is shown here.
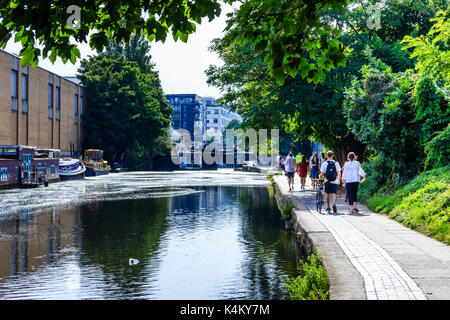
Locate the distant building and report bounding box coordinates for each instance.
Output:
[166,94,205,142]
[202,97,241,143]
[0,50,86,157]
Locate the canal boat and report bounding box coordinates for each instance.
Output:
[0,145,60,189]
[83,149,111,176]
[59,158,86,180]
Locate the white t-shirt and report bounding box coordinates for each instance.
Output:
[320,160,341,184]
[285,156,297,173]
[342,161,366,183]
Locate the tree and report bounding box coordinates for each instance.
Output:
[222,0,349,85]
[77,52,172,170]
[402,9,450,88]
[0,0,232,68]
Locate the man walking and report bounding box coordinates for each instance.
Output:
[285,152,297,191]
[320,151,341,213]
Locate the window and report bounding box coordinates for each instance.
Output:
[213,118,218,124]
[74,93,79,124]
[11,70,18,111]
[21,69,28,113]
[1,168,8,182]
[55,86,60,120]
[48,84,53,118]
[50,165,56,176]
[80,88,84,124]
[14,167,18,180]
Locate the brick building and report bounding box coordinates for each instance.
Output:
[0,50,86,157]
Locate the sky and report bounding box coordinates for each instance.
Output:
[4,3,237,99]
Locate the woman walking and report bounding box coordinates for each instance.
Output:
[309,152,320,189]
[341,152,366,214]
[297,155,309,190]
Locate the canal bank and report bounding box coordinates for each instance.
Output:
[272,174,450,300]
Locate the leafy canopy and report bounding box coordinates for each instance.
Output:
[0,0,232,68]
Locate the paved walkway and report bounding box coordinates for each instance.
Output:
[274,175,450,300]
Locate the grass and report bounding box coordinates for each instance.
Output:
[363,166,450,244]
[284,254,329,300]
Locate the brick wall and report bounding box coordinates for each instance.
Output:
[0,50,86,155]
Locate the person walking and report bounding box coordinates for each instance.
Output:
[297,155,309,190]
[319,152,326,168]
[285,152,297,191]
[319,151,341,213]
[280,156,286,173]
[341,152,366,214]
[309,152,320,189]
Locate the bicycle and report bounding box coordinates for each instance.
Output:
[316,179,325,213]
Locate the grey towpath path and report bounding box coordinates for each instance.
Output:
[273,174,450,300]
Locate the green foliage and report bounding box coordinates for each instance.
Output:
[281,199,294,221]
[402,9,450,88]
[424,124,450,169]
[285,254,329,300]
[364,166,450,244]
[77,39,172,170]
[223,0,349,85]
[0,0,229,67]
[344,51,423,180]
[414,76,450,147]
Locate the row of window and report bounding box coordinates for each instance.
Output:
[11,56,84,123]
[11,61,28,113]
[0,165,56,182]
[168,97,195,104]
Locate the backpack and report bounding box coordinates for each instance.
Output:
[325,160,337,181]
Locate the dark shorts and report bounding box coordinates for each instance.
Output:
[286,171,295,178]
[345,182,359,205]
[324,181,338,194]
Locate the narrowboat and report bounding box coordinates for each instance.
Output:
[0,145,60,189]
[83,149,111,176]
[58,158,86,180]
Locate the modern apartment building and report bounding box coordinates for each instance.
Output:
[166,94,206,142]
[0,50,86,157]
[166,94,242,144]
[203,97,241,143]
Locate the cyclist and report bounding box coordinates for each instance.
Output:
[319,150,341,213]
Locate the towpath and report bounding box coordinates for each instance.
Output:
[273,175,450,300]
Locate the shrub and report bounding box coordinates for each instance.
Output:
[424,124,450,170]
[285,254,329,300]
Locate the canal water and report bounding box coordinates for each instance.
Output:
[0,170,300,300]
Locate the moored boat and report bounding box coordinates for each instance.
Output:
[59,158,86,180]
[0,145,59,189]
[83,149,111,176]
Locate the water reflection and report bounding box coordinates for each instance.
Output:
[0,172,298,300]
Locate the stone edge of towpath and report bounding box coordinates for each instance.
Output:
[273,175,366,300]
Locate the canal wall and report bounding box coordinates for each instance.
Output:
[272,175,366,300]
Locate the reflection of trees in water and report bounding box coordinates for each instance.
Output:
[79,197,171,297]
[235,187,299,300]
